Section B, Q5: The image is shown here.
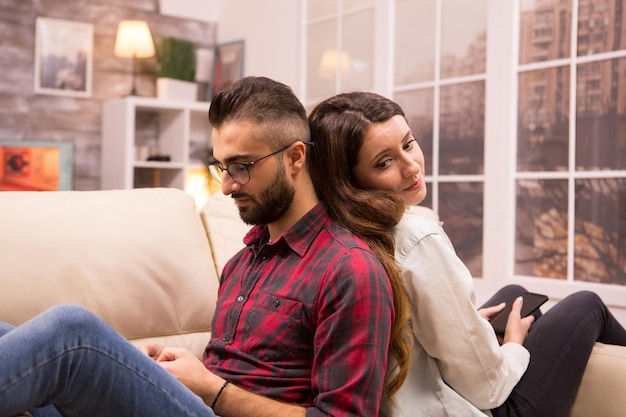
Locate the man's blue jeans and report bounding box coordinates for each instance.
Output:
[0,304,217,417]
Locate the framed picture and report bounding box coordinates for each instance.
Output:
[0,140,74,191]
[34,17,93,98]
[209,40,245,100]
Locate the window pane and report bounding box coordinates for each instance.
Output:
[515,179,568,279]
[439,81,485,175]
[342,9,375,92]
[574,178,626,285]
[307,21,338,102]
[394,0,436,84]
[343,0,374,10]
[577,0,625,56]
[517,66,570,172]
[308,0,337,19]
[440,182,484,277]
[576,58,626,171]
[420,182,433,209]
[440,0,487,78]
[519,0,572,64]
[393,88,434,169]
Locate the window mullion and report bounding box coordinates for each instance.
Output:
[567,0,580,283]
[478,0,518,301]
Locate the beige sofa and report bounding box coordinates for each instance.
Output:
[0,188,624,416]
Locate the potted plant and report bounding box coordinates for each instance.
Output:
[156,36,197,101]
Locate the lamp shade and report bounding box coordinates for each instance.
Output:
[319,49,350,79]
[114,20,155,58]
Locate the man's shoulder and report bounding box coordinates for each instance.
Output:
[301,203,373,252]
[318,218,389,273]
[323,217,374,251]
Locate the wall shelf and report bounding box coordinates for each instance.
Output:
[101,96,212,191]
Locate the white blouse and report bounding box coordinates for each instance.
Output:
[380,210,530,417]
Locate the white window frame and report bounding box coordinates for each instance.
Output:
[300,0,626,323]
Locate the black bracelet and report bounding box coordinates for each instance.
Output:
[211,379,231,409]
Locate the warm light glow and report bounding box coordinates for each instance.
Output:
[185,166,221,209]
[319,49,350,79]
[114,20,155,58]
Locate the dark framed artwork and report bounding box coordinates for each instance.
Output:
[209,40,245,100]
[0,140,74,191]
[34,17,93,98]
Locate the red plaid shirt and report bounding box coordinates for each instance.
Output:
[203,202,394,417]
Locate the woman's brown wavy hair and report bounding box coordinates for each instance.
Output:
[308,92,412,398]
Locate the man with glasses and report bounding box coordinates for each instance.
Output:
[0,77,394,417]
[188,76,394,416]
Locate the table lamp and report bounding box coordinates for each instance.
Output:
[319,49,350,79]
[114,20,155,95]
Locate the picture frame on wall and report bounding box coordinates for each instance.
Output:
[209,40,245,100]
[34,17,93,98]
[0,140,74,191]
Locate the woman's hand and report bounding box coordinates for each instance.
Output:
[477,302,505,320]
[503,296,535,345]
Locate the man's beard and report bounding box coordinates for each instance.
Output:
[236,162,296,226]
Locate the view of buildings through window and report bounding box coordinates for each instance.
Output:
[303,0,625,287]
[393,0,487,277]
[516,0,626,285]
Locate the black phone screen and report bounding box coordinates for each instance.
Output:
[488,292,548,334]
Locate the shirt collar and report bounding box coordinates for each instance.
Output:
[243,202,329,258]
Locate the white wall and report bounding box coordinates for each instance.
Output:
[159,0,219,21]
[217,0,301,93]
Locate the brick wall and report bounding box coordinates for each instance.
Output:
[0,0,217,189]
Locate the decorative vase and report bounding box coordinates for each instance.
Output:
[156,77,198,101]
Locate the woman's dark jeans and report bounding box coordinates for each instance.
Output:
[482,285,626,417]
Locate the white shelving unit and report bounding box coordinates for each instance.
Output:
[101,96,212,191]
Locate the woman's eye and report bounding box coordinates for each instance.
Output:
[376,159,392,169]
[403,139,416,150]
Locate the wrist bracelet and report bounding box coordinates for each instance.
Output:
[211,379,231,409]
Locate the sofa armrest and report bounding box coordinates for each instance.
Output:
[569,342,626,417]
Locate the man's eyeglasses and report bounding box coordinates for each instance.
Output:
[208,141,314,185]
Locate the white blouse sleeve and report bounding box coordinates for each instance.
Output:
[395,214,530,410]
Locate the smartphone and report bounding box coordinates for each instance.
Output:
[488,292,548,335]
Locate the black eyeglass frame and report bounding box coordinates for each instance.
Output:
[208,141,314,185]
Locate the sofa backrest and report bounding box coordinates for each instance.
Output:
[0,188,219,347]
[198,192,251,274]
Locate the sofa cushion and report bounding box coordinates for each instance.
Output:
[0,188,218,341]
[199,192,250,275]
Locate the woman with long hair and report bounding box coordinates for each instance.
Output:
[308,91,626,417]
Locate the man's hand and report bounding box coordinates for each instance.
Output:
[137,344,307,416]
[503,296,534,345]
[137,343,164,360]
[138,344,222,405]
[156,347,222,404]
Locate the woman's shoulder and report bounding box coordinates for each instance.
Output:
[397,206,444,235]
[395,207,452,251]
[406,205,440,222]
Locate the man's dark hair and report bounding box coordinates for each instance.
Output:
[208,76,310,147]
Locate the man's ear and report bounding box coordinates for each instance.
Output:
[287,141,307,172]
